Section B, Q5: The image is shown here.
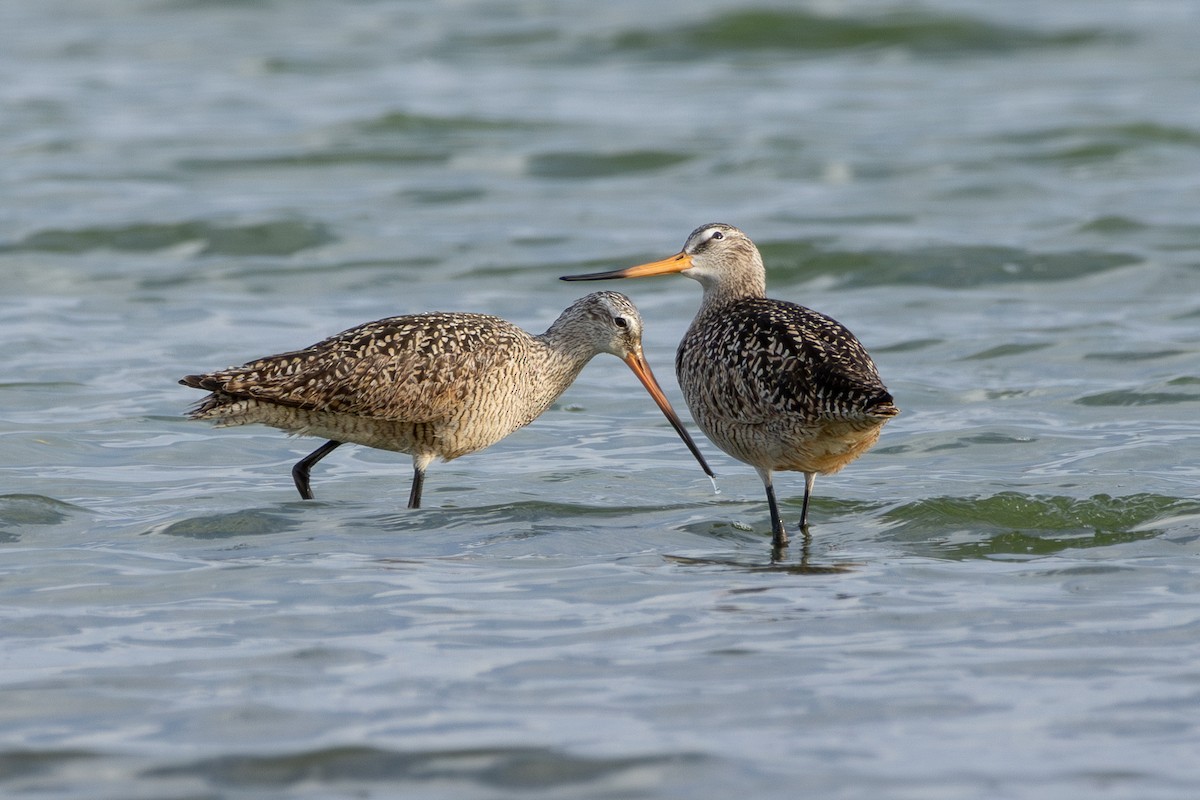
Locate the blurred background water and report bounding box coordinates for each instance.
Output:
[3,0,1200,797]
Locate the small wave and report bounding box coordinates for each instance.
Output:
[180,150,450,170]
[667,553,856,575]
[612,8,1116,58]
[355,111,535,136]
[150,508,301,539]
[0,749,99,782]
[527,150,692,179]
[760,240,1139,288]
[963,343,1054,361]
[996,122,1200,165]
[4,219,335,257]
[142,745,708,791]
[1075,390,1200,407]
[1078,215,1149,234]
[1083,349,1190,362]
[178,113,538,175]
[398,187,488,205]
[0,494,90,542]
[874,338,943,354]
[881,492,1199,558]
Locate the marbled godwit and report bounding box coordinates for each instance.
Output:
[562,224,897,546]
[181,291,712,505]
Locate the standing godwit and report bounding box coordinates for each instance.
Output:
[180,291,712,506]
[562,224,897,546]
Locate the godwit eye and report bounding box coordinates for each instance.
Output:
[613,316,629,329]
[710,230,724,240]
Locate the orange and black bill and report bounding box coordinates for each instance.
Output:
[620,349,713,479]
[561,252,693,282]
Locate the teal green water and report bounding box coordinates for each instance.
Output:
[3,1,1200,798]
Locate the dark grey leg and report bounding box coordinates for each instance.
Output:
[798,472,816,530]
[759,468,788,547]
[292,440,342,500]
[407,463,425,509]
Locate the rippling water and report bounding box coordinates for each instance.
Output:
[4,1,1200,797]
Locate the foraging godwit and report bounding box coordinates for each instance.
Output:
[563,224,896,546]
[181,291,712,505]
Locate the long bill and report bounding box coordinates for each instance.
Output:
[561,252,693,281]
[621,348,714,479]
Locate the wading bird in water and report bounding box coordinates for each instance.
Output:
[563,224,897,547]
[181,291,712,506]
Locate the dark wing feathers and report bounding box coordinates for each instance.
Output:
[682,298,895,423]
[748,300,894,414]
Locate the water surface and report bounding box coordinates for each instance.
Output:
[3,1,1200,797]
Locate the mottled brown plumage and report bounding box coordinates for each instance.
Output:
[563,224,897,545]
[181,291,712,505]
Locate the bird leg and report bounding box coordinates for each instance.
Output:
[407,453,433,509]
[292,440,343,500]
[798,472,816,530]
[758,467,788,547]
[407,467,424,509]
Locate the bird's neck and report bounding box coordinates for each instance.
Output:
[696,272,767,311]
[534,327,597,384]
